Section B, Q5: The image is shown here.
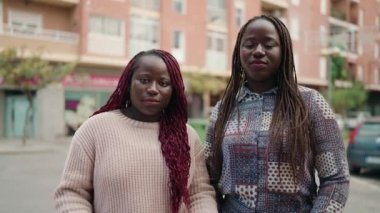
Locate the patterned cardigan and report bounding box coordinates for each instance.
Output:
[205,85,349,213]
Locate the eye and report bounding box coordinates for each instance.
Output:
[139,78,150,84]
[264,43,276,49]
[243,42,255,48]
[159,80,171,87]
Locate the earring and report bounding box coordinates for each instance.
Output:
[240,68,246,80]
[125,100,131,108]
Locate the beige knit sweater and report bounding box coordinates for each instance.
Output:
[54,110,217,213]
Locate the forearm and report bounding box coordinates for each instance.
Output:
[54,140,94,212]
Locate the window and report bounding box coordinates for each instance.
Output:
[129,15,160,57]
[131,0,160,11]
[319,57,327,80]
[206,31,227,71]
[291,17,299,41]
[235,1,245,27]
[172,30,185,62]
[8,10,42,35]
[291,0,300,6]
[320,0,327,15]
[207,33,226,52]
[208,0,226,9]
[293,53,299,74]
[357,65,363,81]
[89,15,122,37]
[375,42,379,59]
[173,0,185,14]
[208,0,227,25]
[88,15,124,56]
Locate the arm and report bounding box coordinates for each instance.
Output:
[309,91,350,213]
[54,121,95,213]
[204,103,224,208]
[188,133,218,213]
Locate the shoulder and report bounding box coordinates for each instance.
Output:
[298,86,335,119]
[186,124,205,152]
[77,110,122,133]
[298,86,326,104]
[186,124,200,143]
[209,101,222,122]
[298,85,318,98]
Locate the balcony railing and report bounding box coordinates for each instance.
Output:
[261,0,289,9]
[31,0,80,7]
[207,7,227,26]
[2,24,79,43]
[330,32,357,54]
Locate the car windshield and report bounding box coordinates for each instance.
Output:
[358,122,380,137]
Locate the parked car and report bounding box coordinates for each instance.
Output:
[345,111,371,130]
[347,116,380,175]
[335,113,344,131]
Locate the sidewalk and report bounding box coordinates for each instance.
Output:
[0,137,71,154]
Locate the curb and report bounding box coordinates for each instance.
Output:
[0,145,57,155]
[0,138,71,155]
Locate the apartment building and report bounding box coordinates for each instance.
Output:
[0,0,379,140]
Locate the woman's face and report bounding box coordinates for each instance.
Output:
[128,55,173,122]
[239,18,282,92]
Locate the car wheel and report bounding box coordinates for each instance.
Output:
[349,166,361,175]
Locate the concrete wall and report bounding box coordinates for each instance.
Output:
[36,83,65,141]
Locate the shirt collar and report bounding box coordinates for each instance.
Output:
[237,83,278,103]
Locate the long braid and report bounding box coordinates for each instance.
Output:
[266,16,312,178]
[212,15,312,182]
[93,50,190,213]
[212,19,253,178]
[155,51,191,212]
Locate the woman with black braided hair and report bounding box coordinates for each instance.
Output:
[206,15,349,212]
[55,49,217,213]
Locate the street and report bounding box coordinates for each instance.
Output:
[0,142,380,213]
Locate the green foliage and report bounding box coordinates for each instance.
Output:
[0,47,75,143]
[330,55,348,81]
[0,47,75,90]
[331,82,368,114]
[182,72,228,95]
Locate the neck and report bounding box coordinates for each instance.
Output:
[122,108,161,123]
[246,80,276,94]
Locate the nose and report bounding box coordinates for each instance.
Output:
[253,44,265,58]
[147,82,159,95]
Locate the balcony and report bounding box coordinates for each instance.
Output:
[330,0,359,25]
[0,24,79,62]
[261,0,289,10]
[30,0,80,7]
[261,0,287,24]
[328,2,360,58]
[207,6,227,27]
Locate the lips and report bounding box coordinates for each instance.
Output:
[142,98,160,105]
[249,60,268,70]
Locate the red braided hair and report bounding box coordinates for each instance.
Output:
[93,49,190,213]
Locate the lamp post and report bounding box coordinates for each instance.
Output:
[321,46,341,105]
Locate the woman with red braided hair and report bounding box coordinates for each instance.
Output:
[54,49,217,213]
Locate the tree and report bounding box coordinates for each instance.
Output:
[328,54,368,114]
[182,72,228,95]
[0,47,75,145]
[331,82,368,114]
